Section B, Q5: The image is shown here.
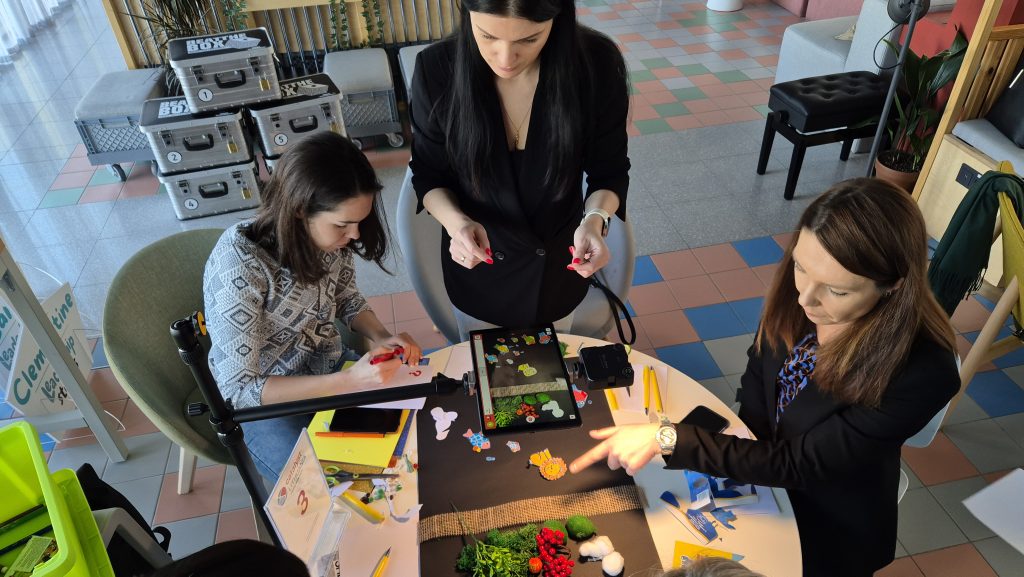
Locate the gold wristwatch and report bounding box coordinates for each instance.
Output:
[655,414,676,456]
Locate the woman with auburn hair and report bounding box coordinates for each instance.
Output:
[570,178,959,577]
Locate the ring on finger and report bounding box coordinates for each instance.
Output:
[460,255,467,263]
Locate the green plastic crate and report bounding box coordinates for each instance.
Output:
[0,421,113,576]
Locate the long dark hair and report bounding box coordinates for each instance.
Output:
[757,178,956,407]
[444,0,624,200]
[247,132,390,284]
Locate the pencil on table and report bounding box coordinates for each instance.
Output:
[642,365,651,415]
[650,366,663,414]
[604,388,619,411]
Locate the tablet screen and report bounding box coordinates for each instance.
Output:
[469,325,581,433]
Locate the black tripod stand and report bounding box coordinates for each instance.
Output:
[169,312,468,547]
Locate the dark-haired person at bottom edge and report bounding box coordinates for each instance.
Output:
[203,133,421,482]
[569,179,960,577]
[409,0,629,338]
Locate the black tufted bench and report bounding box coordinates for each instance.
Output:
[757,71,888,199]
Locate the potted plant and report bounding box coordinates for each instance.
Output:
[121,0,225,95]
[875,29,969,191]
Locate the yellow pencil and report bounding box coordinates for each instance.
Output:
[371,547,392,577]
[642,365,651,415]
[340,490,385,524]
[650,365,664,414]
[604,388,619,411]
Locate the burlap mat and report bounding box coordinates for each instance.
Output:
[418,484,645,543]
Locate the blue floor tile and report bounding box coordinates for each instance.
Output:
[966,371,1024,417]
[733,237,784,268]
[686,303,747,340]
[655,343,722,380]
[623,301,637,318]
[973,294,997,312]
[39,433,57,453]
[632,255,663,286]
[728,297,764,333]
[0,402,13,420]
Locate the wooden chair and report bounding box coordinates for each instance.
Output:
[948,169,1024,425]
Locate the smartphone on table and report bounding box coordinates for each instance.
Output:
[679,405,729,433]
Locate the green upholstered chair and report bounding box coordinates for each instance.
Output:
[103,229,230,494]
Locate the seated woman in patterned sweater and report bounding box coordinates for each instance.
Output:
[203,132,421,481]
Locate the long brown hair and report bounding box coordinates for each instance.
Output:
[756,178,955,407]
[247,132,390,284]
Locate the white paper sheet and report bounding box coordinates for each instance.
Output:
[359,359,436,410]
[963,468,1024,555]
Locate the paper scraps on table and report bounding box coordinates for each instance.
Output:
[571,384,589,408]
[486,456,496,462]
[529,448,568,481]
[660,491,719,543]
[710,508,737,530]
[463,428,491,452]
[506,441,521,453]
[430,406,458,440]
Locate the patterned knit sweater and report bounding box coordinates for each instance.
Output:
[203,223,371,409]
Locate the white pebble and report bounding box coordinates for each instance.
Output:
[602,551,624,576]
[579,535,614,559]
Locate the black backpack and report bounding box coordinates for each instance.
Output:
[75,463,172,566]
[146,540,308,577]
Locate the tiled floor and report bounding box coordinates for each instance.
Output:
[1,0,1023,575]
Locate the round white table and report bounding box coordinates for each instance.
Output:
[338,334,802,576]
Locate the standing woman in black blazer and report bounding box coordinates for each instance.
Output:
[569,178,960,577]
[408,0,630,336]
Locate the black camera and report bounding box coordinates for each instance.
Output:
[575,343,634,389]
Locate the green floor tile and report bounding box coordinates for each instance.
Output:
[39,188,84,209]
[630,84,639,95]
[641,57,672,69]
[714,70,750,83]
[634,119,674,135]
[679,12,708,25]
[654,102,690,117]
[708,22,737,32]
[88,167,123,186]
[582,0,606,6]
[677,64,710,76]
[754,104,772,117]
[706,12,748,23]
[672,87,707,101]
[629,69,656,83]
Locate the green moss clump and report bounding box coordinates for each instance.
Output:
[523,395,537,405]
[536,393,551,403]
[565,515,596,541]
[456,524,539,576]
[541,519,566,535]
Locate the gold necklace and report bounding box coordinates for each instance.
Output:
[501,103,531,149]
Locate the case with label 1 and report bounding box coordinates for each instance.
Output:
[169,28,281,113]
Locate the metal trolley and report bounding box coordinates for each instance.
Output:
[323,48,404,150]
[73,68,165,182]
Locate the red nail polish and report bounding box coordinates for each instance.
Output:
[486,248,492,256]
[486,259,494,264]
[569,246,575,254]
[572,258,581,264]
[566,265,575,271]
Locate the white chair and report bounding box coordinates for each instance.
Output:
[898,401,950,502]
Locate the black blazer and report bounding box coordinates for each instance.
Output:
[408,34,630,327]
[666,333,959,577]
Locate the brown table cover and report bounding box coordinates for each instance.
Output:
[416,374,663,576]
